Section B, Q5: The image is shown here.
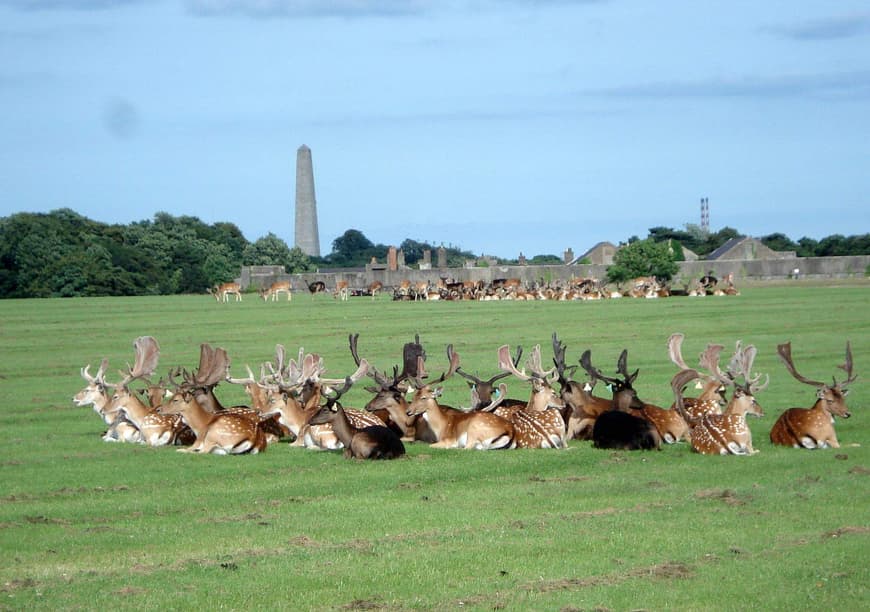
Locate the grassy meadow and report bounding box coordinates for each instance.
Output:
[0,284,868,610]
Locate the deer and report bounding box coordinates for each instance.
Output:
[209,282,242,302]
[769,341,856,449]
[333,280,349,301]
[107,336,189,446]
[74,358,142,443]
[456,345,527,412]
[308,371,406,460]
[673,342,768,455]
[352,334,436,442]
[490,344,568,449]
[406,344,515,449]
[367,280,383,300]
[667,333,726,420]
[551,333,613,440]
[163,352,268,455]
[307,280,326,298]
[259,281,292,301]
[580,350,662,450]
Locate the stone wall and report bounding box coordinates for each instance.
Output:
[236,256,870,292]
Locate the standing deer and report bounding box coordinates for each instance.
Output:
[209,282,242,302]
[260,281,292,301]
[770,341,856,449]
[674,342,768,455]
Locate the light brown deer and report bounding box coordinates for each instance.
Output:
[406,345,515,449]
[163,352,267,455]
[259,280,292,301]
[490,344,567,449]
[107,337,188,446]
[209,281,242,302]
[770,341,856,449]
[74,358,142,443]
[674,342,767,455]
[333,280,350,301]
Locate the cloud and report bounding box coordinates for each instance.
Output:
[0,0,145,10]
[185,0,432,18]
[583,70,870,100]
[767,14,870,41]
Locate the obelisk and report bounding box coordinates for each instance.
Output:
[294,144,320,257]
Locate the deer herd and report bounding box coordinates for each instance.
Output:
[208,274,740,303]
[73,332,857,459]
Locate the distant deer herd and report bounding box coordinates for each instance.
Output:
[74,330,857,459]
[208,273,740,303]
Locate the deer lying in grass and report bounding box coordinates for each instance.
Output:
[673,342,767,455]
[581,350,662,450]
[770,341,856,449]
[489,344,567,449]
[74,358,142,443]
[163,348,268,455]
[552,333,613,440]
[308,370,406,460]
[667,333,726,419]
[108,336,189,446]
[406,344,515,449]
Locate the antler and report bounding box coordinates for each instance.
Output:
[671,368,701,424]
[730,342,769,394]
[119,336,160,387]
[458,345,519,387]
[667,333,691,370]
[551,332,577,386]
[410,344,459,388]
[698,343,732,387]
[192,343,230,388]
[777,342,825,388]
[615,349,639,386]
[836,341,857,387]
[579,350,622,387]
[82,358,110,386]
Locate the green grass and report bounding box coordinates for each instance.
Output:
[0,287,868,610]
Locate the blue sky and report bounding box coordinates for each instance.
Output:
[1,1,868,258]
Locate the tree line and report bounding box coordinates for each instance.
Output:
[0,208,867,298]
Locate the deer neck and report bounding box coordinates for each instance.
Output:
[328,407,357,448]
[175,395,214,437]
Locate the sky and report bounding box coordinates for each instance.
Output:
[1,1,868,259]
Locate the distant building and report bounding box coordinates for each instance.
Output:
[707,237,796,261]
[568,241,619,265]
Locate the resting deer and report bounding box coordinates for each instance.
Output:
[770,341,856,449]
[490,344,567,449]
[74,358,142,443]
[581,350,662,450]
[406,344,515,450]
[674,342,767,455]
[552,333,613,440]
[308,371,406,460]
[107,337,190,446]
[164,356,268,455]
[667,333,726,419]
[352,334,436,442]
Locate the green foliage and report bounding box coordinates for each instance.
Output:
[528,254,563,265]
[0,287,867,609]
[606,238,679,284]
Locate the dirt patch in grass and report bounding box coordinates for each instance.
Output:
[340,598,390,610]
[848,465,870,475]
[823,526,870,539]
[529,475,591,483]
[526,561,693,593]
[114,586,149,597]
[1,578,38,593]
[694,488,750,506]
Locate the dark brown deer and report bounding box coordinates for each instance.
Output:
[456,345,527,411]
[552,333,613,440]
[308,370,406,460]
[770,341,856,449]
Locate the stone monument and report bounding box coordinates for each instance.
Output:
[294,144,320,257]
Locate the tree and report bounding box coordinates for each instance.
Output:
[760,233,798,253]
[243,233,294,269]
[332,229,373,260]
[606,239,679,285]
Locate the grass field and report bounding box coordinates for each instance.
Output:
[0,286,868,610]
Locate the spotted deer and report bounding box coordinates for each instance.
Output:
[107,337,188,446]
[74,358,142,443]
[209,282,242,302]
[406,344,515,449]
[260,280,292,301]
[769,341,856,449]
[490,344,567,449]
[674,342,768,455]
[667,333,726,419]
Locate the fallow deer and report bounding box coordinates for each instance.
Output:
[333,280,350,301]
[770,341,856,449]
[674,342,768,455]
[580,350,662,450]
[260,281,292,301]
[667,333,726,419]
[406,344,515,449]
[74,358,142,443]
[209,282,242,302]
[490,344,567,448]
[551,334,612,440]
[107,337,188,446]
[308,372,406,460]
[163,356,268,455]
